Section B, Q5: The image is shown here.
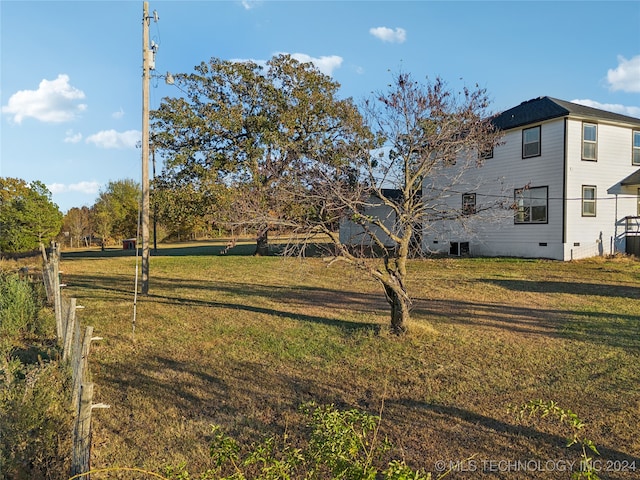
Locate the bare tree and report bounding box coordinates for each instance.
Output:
[62,206,91,248]
[278,73,505,334]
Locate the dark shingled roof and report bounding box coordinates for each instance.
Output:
[491,96,640,131]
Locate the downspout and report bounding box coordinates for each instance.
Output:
[614,194,618,255]
[562,118,568,256]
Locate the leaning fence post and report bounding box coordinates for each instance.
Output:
[71,382,94,478]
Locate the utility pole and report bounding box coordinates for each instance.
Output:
[141,1,153,294]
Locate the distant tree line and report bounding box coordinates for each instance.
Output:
[0,175,225,256]
[60,179,142,249]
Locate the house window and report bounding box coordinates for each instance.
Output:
[514,186,548,224]
[582,185,597,217]
[522,126,541,158]
[582,123,597,161]
[462,193,476,215]
[633,131,640,166]
[479,147,493,160]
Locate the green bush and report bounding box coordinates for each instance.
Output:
[0,273,38,355]
[0,361,72,480]
[0,272,72,480]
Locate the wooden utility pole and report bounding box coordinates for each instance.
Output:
[141,1,151,294]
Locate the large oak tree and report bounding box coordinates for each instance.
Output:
[151,54,373,255]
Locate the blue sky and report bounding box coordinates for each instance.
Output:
[1,0,639,213]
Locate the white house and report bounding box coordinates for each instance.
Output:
[424,96,640,260]
[339,189,402,249]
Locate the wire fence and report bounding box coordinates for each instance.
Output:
[40,242,108,479]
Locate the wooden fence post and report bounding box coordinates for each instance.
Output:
[72,325,93,412]
[62,298,77,362]
[53,262,62,341]
[71,382,94,478]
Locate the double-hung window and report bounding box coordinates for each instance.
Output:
[582,185,597,217]
[462,193,476,215]
[522,126,541,158]
[514,186,548,224]
[633,131,640,166]
[582,123,597,161]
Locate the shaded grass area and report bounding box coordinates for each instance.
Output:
[59,246,640,479]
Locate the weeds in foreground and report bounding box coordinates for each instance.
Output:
[511,400,600,480]
[164,402,437,480]
[1,273,72,480]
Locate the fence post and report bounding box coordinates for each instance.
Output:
[71,382,94,478]
[72,325,94,412]
[62,298,77,362]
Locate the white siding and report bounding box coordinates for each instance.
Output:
[564,119,639,259]
[423,118,568,259]
[339,199,396,247]
[424,114,640,260]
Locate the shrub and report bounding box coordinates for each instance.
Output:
[0,273,38,356]
[0,361,73,480]
[165,402,436,480]
[0,273,72,480]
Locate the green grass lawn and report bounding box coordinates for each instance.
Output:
[59,243,640,479]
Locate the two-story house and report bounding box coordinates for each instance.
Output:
[424,96,640,260]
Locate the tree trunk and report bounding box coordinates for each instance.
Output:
[255,226,269,256]
[383,283,410,335]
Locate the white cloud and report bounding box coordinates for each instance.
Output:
[64,129,83,143]
[240,0,261,10]
[230,57,268,69]
[69,181,101,194]
[47,183,68,194]
[85,129,141,149]
[607,55,640,93]
[369,26,407,44]
[1,74,87,124]
[288,53,343,76]
[47,181,101,195]
[571,98,640,118]
[233,54,343,77]
[112,107,125,119]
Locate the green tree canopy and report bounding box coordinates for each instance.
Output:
[0,178,63,253]
[91,179,140,243]
[152,54,374,254]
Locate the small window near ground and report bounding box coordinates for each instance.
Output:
[514,186,548,224]
[522,126,541,158]
[462,193,476,215]
[582,185,597,216]
[582,123,597,161]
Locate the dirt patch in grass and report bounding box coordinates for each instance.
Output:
[60,248,640,478]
